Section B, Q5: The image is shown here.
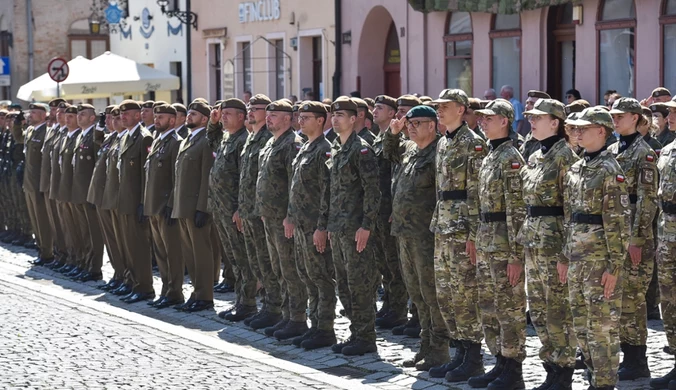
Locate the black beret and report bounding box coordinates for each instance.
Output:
[28,103,47,112]
[527,90,551,99]
[64,106,78,114]
[104,105,115,114]
[141,100,155,109]
[652,87,671,98]
[468,98,482,110]
[110,106,120,116]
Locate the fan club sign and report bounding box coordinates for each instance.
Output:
[239,0,281,23]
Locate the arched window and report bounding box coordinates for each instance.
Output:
[490,14,521,98]
[661,0,676,93]
[444,12,473,95]
[597,0,636,99]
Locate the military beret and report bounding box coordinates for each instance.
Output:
[192,97,209,105]
[141,100,155,109]
[249,94,272,106]
[396,95,421,108]
[8,103,22,111]
[364,97,375,107]
[432,89,469,107]
[351,98,368,110]
[0,110,7,116]
[652,87,671,98]
[48,98,66,108]
[475,98,515,123]
[650,103,669,116]
[77,103,96,112]
[423,101,439,108]
[172,103,187,114]
[213,100,224,108]
[64,106,78,114]
[523,99,566,120]
[331,96,358,113]
[28,103,48,112]
[152,101,168,108]
[419,96,433,103]
[110,106,120,116]
[280,98,294,106]
[104,105,115,115]
[266,100,294,112]
[468,98,482,110]
[119,100,142,111]
[642,106,652,118]
[323,103,332,112]
[527,90,551,99]
[57,101,71,109]
[374,95,397,110]
[406,105,437,120]
[567,107,614,129]
[154,104,177,115]
[220,98,247,112]
[365,110,373,122]
[292,103,301,112]
[565,99,591,115]
[609,97,643,115]
[188,100,211,117]
[299,101,328,114]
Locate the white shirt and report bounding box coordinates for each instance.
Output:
[127,123,141,138]
[188,127,205,140]
[81,124,95,139]
[66,129,79,138]
[159,129,175,141]
[117,129,128,139]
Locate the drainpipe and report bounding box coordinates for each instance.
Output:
[423,10,427,94]
[332,0,341,99]
[186,0,192,101]
[27,0,34,82]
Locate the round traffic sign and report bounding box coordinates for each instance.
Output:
[48,57,69,82]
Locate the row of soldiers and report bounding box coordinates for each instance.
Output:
[8,85,676,390]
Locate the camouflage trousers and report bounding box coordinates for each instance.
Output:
[434,234,478,342]
[331,230,378,343]
[374,216,407,317]
[477,250,527,362]
[242,217,278,314]
[569,259,622,388]
[9,176,30,234]
[264,216,307,322]
[525,248,576,368]
[657,239,676,353]
[399,234,450,348]
[295,227,336,331]
[620,242,654,345]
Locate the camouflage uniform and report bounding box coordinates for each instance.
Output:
[564,107,631,388]
[657,128,676,149]
[326,130,380,344]
[9,126,31,239]
[257,126,306,323]
[520,132,540,162]
[358,127,375,146]
[288,133,335,331]
[657,140,676,354]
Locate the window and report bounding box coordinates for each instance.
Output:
[444,12,473,95]
[170,61,184,104]
[597,0,636,99]
[68,18,109,59]
[211,43,222,101]
[239,42,253,97]
[275,39,285,99]
[662,0,676,93]
[491,14,521,98]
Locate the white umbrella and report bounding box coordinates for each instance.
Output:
[59,51,180,98]
[16,56,92,102]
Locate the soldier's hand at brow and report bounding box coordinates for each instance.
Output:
[389,118,406,135]
[314,229,328,253]
[355,228,371,253]
[283,218,294,239]
[232,211,243,232]
[601,272,617,299]
[628,244,641,267]
[210,108,221,125]
[466,241,477,265]
[507,263,522,287]
[557,262,568,284]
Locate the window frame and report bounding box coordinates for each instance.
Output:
[660,0,676,87]
[444,12,473,94]
[489,14,522,99]
[67,34,109,59]
[595,0,637,101]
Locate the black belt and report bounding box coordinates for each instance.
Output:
[571,213,603,225]
[629,194,638,204]
[663,201,676,215]
[438,190,468,201]
[480,212,507,223]
[527,206,564,217]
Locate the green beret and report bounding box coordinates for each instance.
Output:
[28,103,48,112]
[188,100,211,117]
[77,103,96,112]
[104,105,115,114]
[405,105,437,120]
[48,98,66,108]
[299,101,328,114]
[119,100,142,111]
[609,97,643,115]
[419,96,433,103]
[292,102,302,112]
[152,101,168,108]
[351,98,368,110]
[57,101,71,109]
[475,98,515,123]
[432,89,469,107]
[64,106,78,114]
[527,90,551,99]
[141,100,155,109]
[642,106,652,118]
[567,106,614,129]
[331,96,358,113]
[172,103,187,114]
[364,97,375,107]
[266,100,294,112]
[365,110,373,121]
[110,106,120,116]
[374,95,397,110]
[523,99,566,120]
[213,100,224,108]
[154,104,177,115]
[220,98,247,112]
[396,95,421,108]
[192,97,209,105]
[249,94,272,106]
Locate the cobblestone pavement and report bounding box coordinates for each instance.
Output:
[0,242,673,389]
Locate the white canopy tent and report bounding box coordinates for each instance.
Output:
[16,56,92,102]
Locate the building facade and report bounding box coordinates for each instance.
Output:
[190,0,336,102]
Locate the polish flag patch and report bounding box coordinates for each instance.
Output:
[296,145,302,150]
[647,155,655,162]
[360,148,369,155]
[325,152,332,158]
[212,151,217,158]
[656,149,662,156]
[511,162,521,169]
[474,145,483,152]
[147,146,152,153]
[616,174,625,183]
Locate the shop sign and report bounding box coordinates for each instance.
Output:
[239,0,281,23]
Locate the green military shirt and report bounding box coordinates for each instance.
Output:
[430,123,488,241]
[358,127,376,146]
[657,127,676,149]
[325,131,380,233]
[387,132,439,237]
[563,149,630,275]
[206,120,224,151]
[238,126,272,219]
[608,134,658,246]
[288,134,331,232]
[657,140,676,242]
[256,128,303,219]
[209,127,247,215]
[476,138,526,261]
[373,132,393,217]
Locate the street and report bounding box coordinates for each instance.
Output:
[0,243,673,390]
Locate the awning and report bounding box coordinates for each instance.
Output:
[16,56,92,102]
[408,0,580,14]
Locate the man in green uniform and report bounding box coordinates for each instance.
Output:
[652,102,676,148]
[352,98,376,146]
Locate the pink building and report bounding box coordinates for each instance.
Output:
[341,0,676,105]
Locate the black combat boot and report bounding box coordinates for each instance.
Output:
[263,318,288,336]
[273,320,308,340]
[548,366,574,390]
[402,338,429,368]
[487,357,525,390]
[618,344,650,381]
[301,329,337,350]
[650,363,676,388]
[445,341,485,382]
[341,339,377,356]
[468,354,506,388]
[293,327,317,347]
[429,340,465,378]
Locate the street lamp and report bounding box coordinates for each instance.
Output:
[157,0,198,30]
[89,12,101,34]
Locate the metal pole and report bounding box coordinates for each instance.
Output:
[57,82,59,98]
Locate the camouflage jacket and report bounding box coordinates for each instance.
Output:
[520,132,541,163]
[208,127,247,215]
[382,128,407,200]
[476,139,526,260]
[644,134,663,155]
[358,127,375,146]
[608,135,659,246]
[388,132,439,237]
[288,134,332,232]
[373,131,393,217]
[206,120,225,151]
[325,131,380,233]
[657,141,676,242]
[238,126,272,219]
[563,149,630,275]
[509,130,525,150]
[517,138,579,253]
[256,128,303,219]
[430,123,488,241]
[657,128,676,149]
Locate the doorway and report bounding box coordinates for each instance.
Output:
[546,4,576,101]
[384,22,401,98]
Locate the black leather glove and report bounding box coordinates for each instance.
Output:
[136,203,146,224]
[15,161,24,187]
[98,112,106,127]
[15,111,25,125]
[163,206,176,226]
[194,211,208,229]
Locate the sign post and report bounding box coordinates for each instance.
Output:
[47,57,69,97]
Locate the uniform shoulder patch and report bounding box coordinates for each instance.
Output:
[360,147,369,155]
[295,144,302,150]
[646,155,655,162]
[511,161,521,169]
[325,151,332,158]
[616,174,625,183]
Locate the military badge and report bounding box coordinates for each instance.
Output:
[360,148,369,155]
[616,175,625,183]
[643,169,655,184]
[620,194,630,207]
